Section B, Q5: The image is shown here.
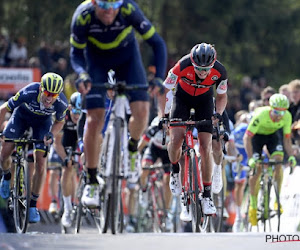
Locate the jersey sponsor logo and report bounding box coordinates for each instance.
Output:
[76,13,91,26]
[165,71,178,85]
[212,75,219,81]
[13,92,20,101]
[216,79,228,94]
[121,3,135,16]
[140,21,148,30]
[253,118,259,126]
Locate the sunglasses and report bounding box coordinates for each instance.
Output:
[192,63,212,72]
[72,108,82,115]
[42,89,59,98]
[272,109,286,116]
[95,0,123,10]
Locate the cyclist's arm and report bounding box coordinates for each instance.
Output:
[215,92,227,116]
[243,132,253,159]
[53,132,67,160]
[126,0,167,79]
[50,119,65,138]
[0,102,9,130]
[283,135,294,157]
[77,111,86,142]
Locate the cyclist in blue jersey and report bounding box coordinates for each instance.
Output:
[0,73,68,223]
[70,0,167,207]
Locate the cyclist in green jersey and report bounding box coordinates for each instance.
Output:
[243,93,297,226]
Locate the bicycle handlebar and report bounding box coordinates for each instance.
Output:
[1,135,49,158]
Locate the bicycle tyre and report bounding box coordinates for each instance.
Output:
[189,150,201,232]
[75,173,85,234]
[272,181,281,232]
[209,187,224,232]
[13,160,30,233]
[152,182,167,232]
[110,117,124,234]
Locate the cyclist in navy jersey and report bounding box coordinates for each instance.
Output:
[0,73,68,223]
[70,0,167,207]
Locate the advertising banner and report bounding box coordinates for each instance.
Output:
[0,67,41,93]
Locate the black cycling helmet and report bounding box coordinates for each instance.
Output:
[190,43,217,67]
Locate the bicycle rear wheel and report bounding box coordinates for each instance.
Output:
[110,117,124,234]
[13,160,30,233]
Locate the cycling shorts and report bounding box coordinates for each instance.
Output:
[142,143,171,173]
[252,133,283,156]
[85,42,149,109]
[3,108,52,152]
[48,146,63,165]
[170,84,214,133]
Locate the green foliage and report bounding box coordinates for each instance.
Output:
[1,0,300,87]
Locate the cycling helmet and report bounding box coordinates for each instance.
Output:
[269,93,289,110]
[69,92,82,109]
[41,72,64,94]
[190,43,217,67]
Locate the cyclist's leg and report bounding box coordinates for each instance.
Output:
[1,111,27,199]
[48,146,62,213]
[140,146,153,190]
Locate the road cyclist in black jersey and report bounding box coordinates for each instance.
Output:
[0,72,68,223]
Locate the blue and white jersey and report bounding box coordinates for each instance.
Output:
[7,83,68,122]
[232,122,248,166]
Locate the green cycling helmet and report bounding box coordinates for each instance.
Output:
[41,72,64,94]
[269,93,289,110]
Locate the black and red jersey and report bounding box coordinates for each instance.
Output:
[164,54,228,96]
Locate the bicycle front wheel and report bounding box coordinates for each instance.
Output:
[189,150,201,232]
[13,160,30,233]
[209,187,224,232]
[110,117,124,234]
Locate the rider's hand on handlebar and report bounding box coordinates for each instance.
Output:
[149,77,165,97]
[288,155,297,167]
[75,73,92,95]
[212,112,222,126]
[248,157,257,168]
[44,132,54,146]
[158,115,169,130]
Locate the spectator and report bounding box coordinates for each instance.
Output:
[6,36,28,67]
[260,86,276,106]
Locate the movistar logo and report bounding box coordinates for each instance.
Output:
[121,3,135,16]
[76,13,91,26]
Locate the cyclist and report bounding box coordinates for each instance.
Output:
[231,112,250,232]
[70,0,167,207]
[49,92,82,228]
[138,116,172,230]
[211,109,231,194]
[158,42,228,215]
[0,72,68,223]
[243,93,297,226]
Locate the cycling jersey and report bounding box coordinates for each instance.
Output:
[6,83,68,122]
[62,110,78,151]
[245,106,292,137]
[164,54,228,96]
[4,83,68,151]
[70,0,167,109]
